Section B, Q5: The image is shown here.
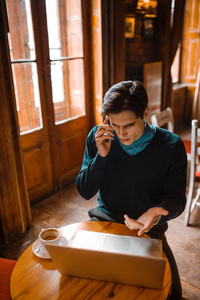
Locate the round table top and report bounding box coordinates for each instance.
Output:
[10,221,171,299]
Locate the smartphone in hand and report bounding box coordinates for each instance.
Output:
[105,115,112,143]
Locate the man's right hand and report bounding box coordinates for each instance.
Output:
[95,116,115,157]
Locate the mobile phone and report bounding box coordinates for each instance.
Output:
[105,115,112,142]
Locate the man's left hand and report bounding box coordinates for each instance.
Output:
[124,207,169,236]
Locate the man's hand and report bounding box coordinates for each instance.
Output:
[95,116,115,157]
[124,207,169,236]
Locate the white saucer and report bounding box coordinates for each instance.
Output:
[32,236,69,259]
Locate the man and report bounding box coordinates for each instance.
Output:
[76,81,187,299]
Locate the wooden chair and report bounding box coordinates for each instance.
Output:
[184,120,200,226]
[150,107,174,132]
[150,107,195,185]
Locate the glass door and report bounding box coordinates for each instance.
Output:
[7,0,42,133]
[44,0,90,189]
[6,0,90,202]
[46,0,86,123]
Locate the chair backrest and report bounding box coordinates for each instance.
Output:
[184,119,200,225]
[189,119,200,183]
[151,107,174,132]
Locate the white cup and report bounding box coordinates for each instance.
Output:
[39,228,61,251]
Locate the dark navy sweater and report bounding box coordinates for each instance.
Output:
[76,126,187,225]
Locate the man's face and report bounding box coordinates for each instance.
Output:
[108,109,148,145]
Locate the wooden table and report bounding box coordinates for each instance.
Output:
[10,221,171,299]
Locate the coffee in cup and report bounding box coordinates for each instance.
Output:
[39,228,61,251]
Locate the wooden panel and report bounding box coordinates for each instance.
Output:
[91,0,103,126]
[21,130,53,204]
[184,87,195,123]
[114,0,126,84]
[186,39,199,80]
[181,0,200,122]
[171,84,187,128]
[101,0,125,96]
[23,144,48,190]
[60,134,85,171]
[0,0,31,244]
[143,61,162,123]
[57,129,86,188]
[144,62,162,109]
[182,0,200,85]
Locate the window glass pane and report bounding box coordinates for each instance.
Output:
[51,59,85,123]
[12,63,42,133]
[6,0,36,61]
[46,0,83,59]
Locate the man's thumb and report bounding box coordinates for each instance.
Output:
[159,208,169,216]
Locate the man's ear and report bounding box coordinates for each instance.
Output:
[144,106,149,118]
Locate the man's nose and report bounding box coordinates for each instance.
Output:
[119,127,126,137]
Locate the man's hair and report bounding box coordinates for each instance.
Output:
[101,81,148,119]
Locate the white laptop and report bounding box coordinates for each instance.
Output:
[72,230,163,257]
[46,230,166,289]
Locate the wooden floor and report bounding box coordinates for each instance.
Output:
[0,126,200,299]
[0,181,200,299]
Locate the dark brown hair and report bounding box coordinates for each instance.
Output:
[101,81,148,119]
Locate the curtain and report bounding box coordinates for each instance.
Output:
[157,0,186,109]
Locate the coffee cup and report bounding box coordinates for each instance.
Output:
[39,228,61,251]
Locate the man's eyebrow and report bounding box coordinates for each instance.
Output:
[111,121,136,127]
[124,121,136,126]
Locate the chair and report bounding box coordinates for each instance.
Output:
[150,107,174,132]
[150,107,195,186]
[152,111,200,225]
[0,258,16,300]
[184,120,200,226]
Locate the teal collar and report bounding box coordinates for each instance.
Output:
[116,120,156,156]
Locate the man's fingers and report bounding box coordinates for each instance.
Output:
[125,220,143,231]
[155,207,169,216]
[138,227,148,236]
[124,208,169,236]
[124,215,144,230]
[137,220,153,236]
[124,214,144,227]
[95,123,114,139]
[103,115,110,124]
[148,207,169,217]
[95,128,114,139]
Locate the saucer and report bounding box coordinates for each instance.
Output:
[32,236,69,259]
